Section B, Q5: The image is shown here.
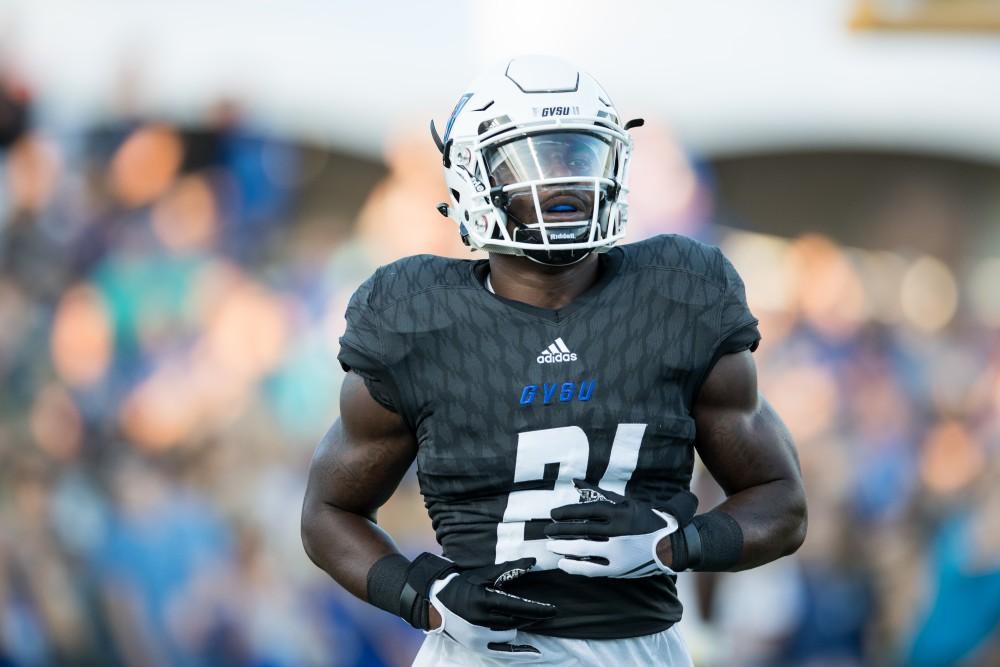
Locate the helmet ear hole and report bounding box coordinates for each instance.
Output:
[470,213,494,238]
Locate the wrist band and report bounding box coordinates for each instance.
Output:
[367,553,410,620]
[668,509,743,572]
[366,552,455,630]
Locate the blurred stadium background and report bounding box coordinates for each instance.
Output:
[1,1,999,665]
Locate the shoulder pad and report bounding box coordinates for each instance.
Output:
[365,254,472,312]
[622,234,725,287]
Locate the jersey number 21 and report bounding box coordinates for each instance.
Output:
[496,424,647,568]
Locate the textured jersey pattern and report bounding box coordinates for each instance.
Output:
[338,234,760,639]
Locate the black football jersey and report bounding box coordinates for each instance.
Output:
[338,234,760,639]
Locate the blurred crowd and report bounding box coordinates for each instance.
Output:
[0,62,446,667]
[0,59,999,667]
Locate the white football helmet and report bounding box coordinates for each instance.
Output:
[433,55,641,266]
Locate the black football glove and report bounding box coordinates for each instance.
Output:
[427,557,556,660]
[544,479,698,578]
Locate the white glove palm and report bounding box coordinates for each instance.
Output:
[426,559,554,660]
[544,479,696,578]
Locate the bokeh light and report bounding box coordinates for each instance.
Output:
[969,257,1000,327]
[109,124,183,206]
[789,234,868,339]
[50,283,113,387]
[29,382,82,461]
[200,278,290,383]
[900,255,958,333]
[857,249,907,325]
[920,420,984,496]
[151,174,219,253]
[761,363,839,443]
[722,230,795,314]
[5,133,61,213]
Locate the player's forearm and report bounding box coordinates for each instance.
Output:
[300,500,401,601]
[713,477,807,570]
[657,477,806,572]
[301,392,418,602]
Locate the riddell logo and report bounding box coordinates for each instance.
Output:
[537,337,578,364]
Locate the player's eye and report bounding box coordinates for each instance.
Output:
[567,154,595,171]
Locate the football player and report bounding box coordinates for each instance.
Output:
[301,55,807,666]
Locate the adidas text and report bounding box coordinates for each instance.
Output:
[537,352,578,364]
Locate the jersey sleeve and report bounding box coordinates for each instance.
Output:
[716,252,761,357]
[337,277,401,413]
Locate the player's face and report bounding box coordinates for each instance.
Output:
[485,132,614,228]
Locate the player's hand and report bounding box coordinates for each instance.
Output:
[545,479,697,578]
[428,557,556,660]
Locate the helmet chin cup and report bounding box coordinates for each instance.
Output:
[525,247,593,266]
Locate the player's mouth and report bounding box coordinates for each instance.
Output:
[541,193,590,219]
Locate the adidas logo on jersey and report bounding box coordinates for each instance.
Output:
[537,337,578,364]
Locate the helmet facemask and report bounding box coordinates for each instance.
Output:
[456,122,631,265]
[496,183,612,265]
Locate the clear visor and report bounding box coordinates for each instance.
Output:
[484,131,616,187]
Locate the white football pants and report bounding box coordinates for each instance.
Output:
[412,625,692,667]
